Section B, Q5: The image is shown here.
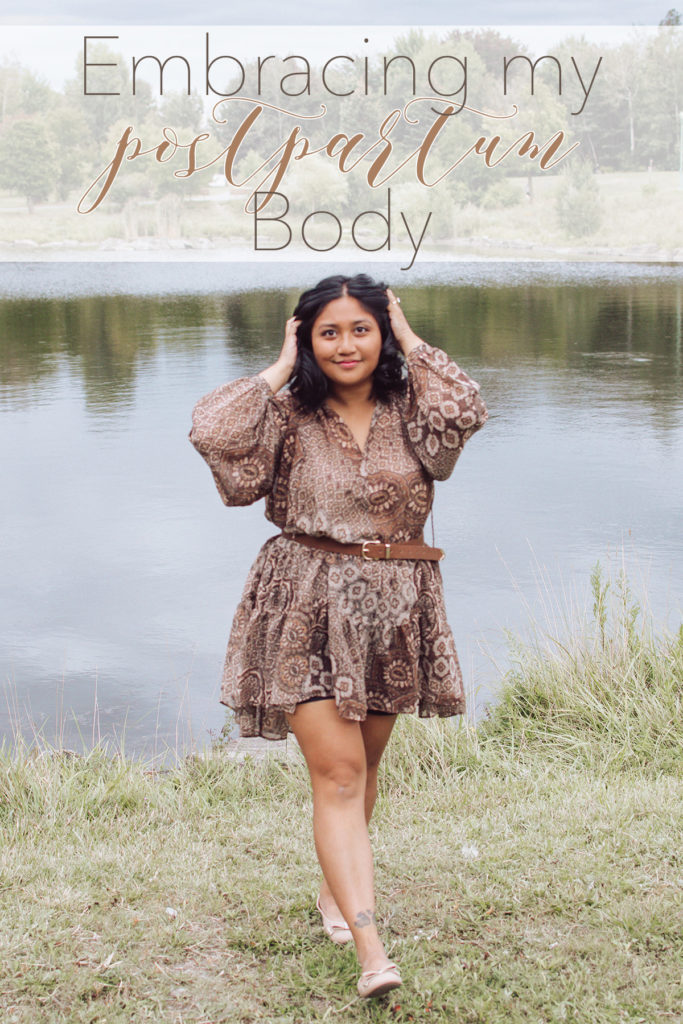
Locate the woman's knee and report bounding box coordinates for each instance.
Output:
[310,754,367,802]
[287,700,368,800]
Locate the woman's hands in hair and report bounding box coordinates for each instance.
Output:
[259,316,300,393]
[386,288,424,357]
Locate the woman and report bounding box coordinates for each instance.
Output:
[189,274,488,999]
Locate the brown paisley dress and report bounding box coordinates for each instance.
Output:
[190,342,488,740]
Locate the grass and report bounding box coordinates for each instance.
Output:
[1,565,681,1023]
[1,170,682,259]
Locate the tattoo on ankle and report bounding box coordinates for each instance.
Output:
[353,909,377,929]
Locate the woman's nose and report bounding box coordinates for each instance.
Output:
[336,331,357,352]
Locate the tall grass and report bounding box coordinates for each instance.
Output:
[0,563,681,1023]
[378,562,682,792]
[482,564,682,774]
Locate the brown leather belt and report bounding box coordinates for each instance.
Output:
[284,532,444,562]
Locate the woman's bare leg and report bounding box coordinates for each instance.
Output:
[286,700,395,972]
[359,712,398,823]
[317,711,397,915]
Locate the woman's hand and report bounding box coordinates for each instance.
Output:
[278,316,300,374]
[259,316,300,393]
[386,288,424,356]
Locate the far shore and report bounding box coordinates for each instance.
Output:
[2,170,682,267]
[1,238,682,264]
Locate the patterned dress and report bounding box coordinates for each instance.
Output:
[190,342,488,740]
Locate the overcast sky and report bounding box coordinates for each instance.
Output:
[0,0,677,24]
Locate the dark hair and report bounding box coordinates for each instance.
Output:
[288,274,407,410]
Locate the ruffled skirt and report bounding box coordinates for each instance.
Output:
[220,533,466,740]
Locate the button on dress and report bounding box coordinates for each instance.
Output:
[190,342,488,740]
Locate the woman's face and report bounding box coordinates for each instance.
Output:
[310,294,383,394]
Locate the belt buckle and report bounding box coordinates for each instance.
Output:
[361,540,391,560]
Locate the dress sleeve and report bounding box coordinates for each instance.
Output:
[189,375,288,506]
[402,342,488,480]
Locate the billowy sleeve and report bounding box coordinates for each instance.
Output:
[402,342,488,480]
[189,376,288,506]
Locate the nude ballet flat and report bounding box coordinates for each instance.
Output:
[357,962,402,999]
[316,895,352,945]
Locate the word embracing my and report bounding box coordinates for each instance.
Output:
[83,34,603,116]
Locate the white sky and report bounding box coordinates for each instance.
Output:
[0,0,675,24]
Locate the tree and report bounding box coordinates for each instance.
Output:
[47,104,92,201]
[63,42,155,152]
[552,34,630,171]
[555,158,603,238]
[0,120,53,211]
[636,25,683,169]
[0,60,54,123]
[160,91,205,133]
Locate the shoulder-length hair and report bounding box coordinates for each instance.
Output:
[288,274,407,410]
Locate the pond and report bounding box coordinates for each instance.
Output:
[1,260,681,762]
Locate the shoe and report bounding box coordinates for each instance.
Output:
[316,895,352,945]
[357,962,402,999]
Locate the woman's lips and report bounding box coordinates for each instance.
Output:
[336,360,360,368]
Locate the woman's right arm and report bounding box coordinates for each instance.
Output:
[258,315,299,394]
[386,288,488,481]
[189,317,300,506]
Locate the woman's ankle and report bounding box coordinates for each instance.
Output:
[318,878,342,912]
[357,944,394,973]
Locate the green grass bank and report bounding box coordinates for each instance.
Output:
[1,569,681,1023]
[2,171,682,261]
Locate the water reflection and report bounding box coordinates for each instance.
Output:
[1,264,681,762]
[2,277,681,403]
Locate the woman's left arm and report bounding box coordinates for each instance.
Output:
[387,288,488,481]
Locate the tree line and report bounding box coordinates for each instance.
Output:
[0,22,681,213]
